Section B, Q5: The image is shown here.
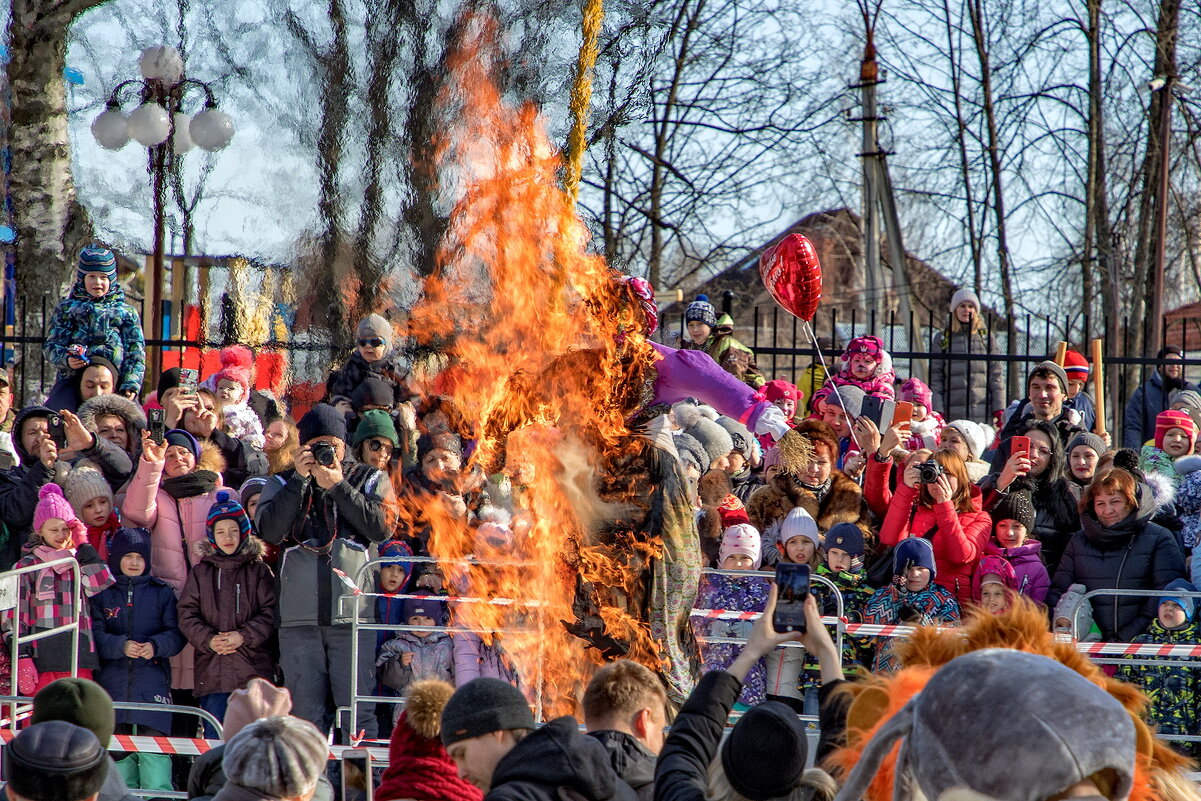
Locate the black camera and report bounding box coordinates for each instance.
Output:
[916,459,943,484]
[311,441,337,467]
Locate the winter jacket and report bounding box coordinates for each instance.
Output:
[78,393,147,467]
[983,540,1050,604]
[274,536,374,628]
[1141,445,1181,489]
[1116,619,1201,747]
[177,540,277,697]
[678,314,765,390]
[863,581,961,674]
[1125,370,1199,449]
[694,573,768,706]
[1179,471,1201,552]
[452,632,521,686]
[1047,497,1187,642]
[326,351,411,407]
[44,278,146,394]
[0,409,57,569]
[255,462,391,550]
[9,543,114,671]
[587,731,654,801]
[63,431,135,495]
[877,482,992,605]
[90,572,186,732]
[205,430,267,491]
[804,565,874,684]
[929,325,1004,421]
[485,715,637,801]
[747,470,871,540]
[979,473,1080,575]
[377,631,455,692]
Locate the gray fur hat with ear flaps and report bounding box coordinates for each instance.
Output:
[834,649,1135,801]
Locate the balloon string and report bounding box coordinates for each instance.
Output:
[801,319,862,450]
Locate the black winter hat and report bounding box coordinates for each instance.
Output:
[297,402,348,444]
[417,431,463,464]
[992,490,1036,535]
[5,721,108,801]
[720,700,808,801]
[824,522,865,558]
[157,367,181,398]
[351,376,395,411]
[441,678,535,746]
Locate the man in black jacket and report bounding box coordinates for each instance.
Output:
[582,660,667,801]
[442,677,637,801]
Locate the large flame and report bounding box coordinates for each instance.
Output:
[401,14,669,716]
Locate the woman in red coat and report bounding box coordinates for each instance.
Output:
[878,449,991,604]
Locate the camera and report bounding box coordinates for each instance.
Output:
[916,459,943,484]
[311,441,337,468]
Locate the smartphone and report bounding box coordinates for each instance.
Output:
[341,749,372,801]
[1011,435,1031,462]
[47,414,66,449]
[892,401,914,428]
[773,563,810,633]
[148,408,166,445]
[179,368,199,394]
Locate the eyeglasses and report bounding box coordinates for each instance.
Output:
[358,338,385,348]
[367,439,394,453]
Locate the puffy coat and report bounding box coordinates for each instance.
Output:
[177,540,277,697]
[1047,498,1187,642]
[485,715,636,801]
[863,582,961,673]
[695,573,768,706]
[325,351,410,406]
[451,632,521,686]
[980,473,1080,576]
[78,393,147,472]
[44,279,146,394]
[90,572,186,732]
[983,539,1050,604]
[877,482,992,605]
[377,631,455,692]
[929,324,1005,421]
[1116,619,1201,746]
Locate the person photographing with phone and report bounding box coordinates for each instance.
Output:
[163,380,268,490]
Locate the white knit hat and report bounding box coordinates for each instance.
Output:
[944,419,988,460]
[778,507,819,548]
[950,287,980,314]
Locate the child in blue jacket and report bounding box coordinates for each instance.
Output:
[90,527,185,792]
[373,539,414,737]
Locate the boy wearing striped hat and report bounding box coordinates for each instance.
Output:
[44,245,146,399]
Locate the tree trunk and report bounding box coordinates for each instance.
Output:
[940,0,982,294]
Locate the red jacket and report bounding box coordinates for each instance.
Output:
[863,454,896,520]
[879,481,992,605]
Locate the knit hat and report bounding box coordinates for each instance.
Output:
[297,402,348,444]
[353,408,399,448]
[442,678,536,746]
[402,594,448,625]
[157,367,182,398]
[778,507,819,550]
[31,677,116,746]
[1171,389,1201,429]
[833,649,1135,801]
[206,490,252,548]
[971,555,1018,602]
[239,476,267,509]
[1066,431,1107,460]
[5,721,108,801]
[718,524,761,569]
[684,418,735,466]
[899,377,932,409]
[673,431,709,474]
[78,245,117,281]
[164,428,201,461]
[83,354,119,379]
[416,431,463,464]
[762,379,799,404]
[713,416,753,461]
[351,376,395,411]
[824,522,865,558]
[379,539,415,589]
[379,680,483,801]
[943,420,987,460]
[213,346,253,396]
[1155,409,1197,451]
[842,335,884,363]
[720,700,808,801]
[1158,578,1198,624]
[223,679,293,742]
[991,490,1036,535]
[893,537,936,578]
[34,483,78,533]
[1029,360,1068,394]
[106,527,151,576]
[827,384,865,420]
[1053,583,1096,639]
[357,313,393,347]
[1062,349,1090,379]
[685,295,717,327]
[63,465,114,516]
[949,287,980,313]
[223,716,329,798]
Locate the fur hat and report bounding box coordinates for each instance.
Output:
[832,649,1135,801]
[673,431,709,474]
[107,527,151,576]
[356,313,393,347]
[77,392,147,440]
[824,522,865,558]
[223,679,293,742]
[1053,583,1096,640]
[442,678,535,746]
[899,378,932,409]
[949,287,980,313]
[223,716,329,798]
[1158,578,1198,624]
[778,507,819,551]
[720,699,808,800]
[31,677,116,746]
[718,523,761,569]
[213,346,254,395]
[1062,349,1090,378]
[893,537,936,579]
[991,489,1036,535]
[713,416,753,461]
[77,245,117,282]
[943,420,987,460]
[379,680,483,801]
[680,411,735,466]
[5,720,108,801]
[34,483,78,533]
[63,465,114,516]
[685,295,717,328]
[297,403,348,445]
[206,490,251,547]
[1155,409,1196,451]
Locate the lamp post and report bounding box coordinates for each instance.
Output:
[91,46,234,376]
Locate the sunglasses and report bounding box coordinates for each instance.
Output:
[358,338,385,348]
[367,439,393,453]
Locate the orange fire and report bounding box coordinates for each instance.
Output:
[400,14,671,716]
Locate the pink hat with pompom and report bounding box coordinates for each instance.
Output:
[34,484,79,533]
[214,345,254,392]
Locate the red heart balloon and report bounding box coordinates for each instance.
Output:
[759,233,822,322]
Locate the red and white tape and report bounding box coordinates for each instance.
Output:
[0,729,389,760]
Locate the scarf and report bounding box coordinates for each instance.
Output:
[86,512,122,561]
[33,545,76,576]
[160,470,219,499]
[799,477,831,503]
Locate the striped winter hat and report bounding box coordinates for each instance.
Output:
[206,490,251,545]
[78,245,117,281]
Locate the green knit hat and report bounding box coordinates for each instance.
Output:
[353,409,399,448]
[31,678,115,747]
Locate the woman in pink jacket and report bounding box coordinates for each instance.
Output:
[877,448,992,605]
[122,427,230,691]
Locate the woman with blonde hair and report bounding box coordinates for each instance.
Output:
[929,287,1004,421]
[262,416,299,474]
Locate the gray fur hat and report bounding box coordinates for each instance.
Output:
[222,716,328,798]
[834,649,1135,801]
[77,392,147,438]
[673,431,709,474]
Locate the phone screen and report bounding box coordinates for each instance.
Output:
[773,563,810,633]
[341,750,372,801]
[179,368,199,393]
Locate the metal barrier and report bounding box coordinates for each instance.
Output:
[1072,588,1201,667]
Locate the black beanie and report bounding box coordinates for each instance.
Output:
[351,376,395,411]
[84,354,119,381]
[417,431,463,464]
[441,678,535,746]
[297,402,348,444]
[5,721,108,801]
[32,677,116,746]
[720,701,808,800]
[992,490,1036,534]
[158,367,182,398]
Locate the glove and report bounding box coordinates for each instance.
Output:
[74,543,102,566]
[752,404,790,442]
[68,519,88,549]
[17,657,37,696]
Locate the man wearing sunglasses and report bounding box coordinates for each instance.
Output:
[325,312,410,411]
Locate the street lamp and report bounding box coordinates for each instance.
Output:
[91,45,234,377]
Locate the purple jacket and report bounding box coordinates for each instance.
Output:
[452,632,521,686]
[984,540,1050,604]
[650,343,773,432]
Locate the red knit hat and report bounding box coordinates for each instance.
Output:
[1155,409,1197,452]
[763,379,800,403]
[1062,349,1090,379]
[376,680,483,801]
